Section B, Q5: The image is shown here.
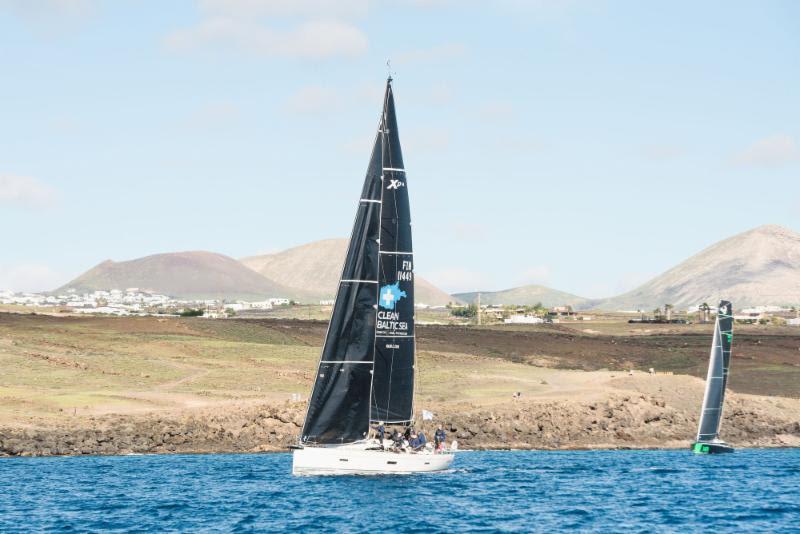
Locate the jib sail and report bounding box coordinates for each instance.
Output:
[696,300,734,442]
[301,78,415,444]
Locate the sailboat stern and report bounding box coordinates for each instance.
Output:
[690,441,734,454]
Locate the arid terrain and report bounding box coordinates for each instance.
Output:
[1,312,799,456]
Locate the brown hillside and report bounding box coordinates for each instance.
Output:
[598,225,800,310]
[57,251,299,301]
[241,238,457,306]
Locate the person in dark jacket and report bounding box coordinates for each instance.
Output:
[414,431,427,451]
[434,425,446,451]
[372,422,386,448]
[409,432,420,450]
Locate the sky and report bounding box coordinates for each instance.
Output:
[1,0,799,297]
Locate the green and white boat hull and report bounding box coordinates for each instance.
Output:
[691,441,734,454]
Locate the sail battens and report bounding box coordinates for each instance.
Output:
[372,419,413,425]
[301,77,415,445]
[319,361,373,364]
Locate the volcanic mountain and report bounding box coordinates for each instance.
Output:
[240,238,457,306]
[597,225,800,310]
[454,285,589,308]
[57,251,299,301]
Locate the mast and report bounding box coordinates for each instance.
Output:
[300,78,414,444]
[696,300,733,442]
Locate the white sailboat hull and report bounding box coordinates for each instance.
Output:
[292,443,454,475]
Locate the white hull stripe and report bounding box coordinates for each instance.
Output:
[382,167,405,172]
[360,199,380,203]
[340,279,378,284]
[376,335,414,338]
[379,251,413,255]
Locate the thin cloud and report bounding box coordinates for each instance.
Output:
[426,82,453,105]
[0,0,95,19]
[197,0,370,18]
[427,267,491,294]
[449,222,488,241]
[641,144,685,161]
[0,263,67,292]
[286,85,340,114]
[734,134,800,168]
[516,265,551,286]
[403,127,449,153]
[183,101,242,129]
[394,42,466,65]
[0,0,97,34]
[479,100,514,120]
[341,134,375,154]
[164,18,367,60]
[0,175,57,208]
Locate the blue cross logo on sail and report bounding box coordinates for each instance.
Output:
[379,281,407,310]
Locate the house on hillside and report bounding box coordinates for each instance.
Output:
[548,306,576,318]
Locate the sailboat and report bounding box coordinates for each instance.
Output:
[691,300,734,454]
[292,78,455,475]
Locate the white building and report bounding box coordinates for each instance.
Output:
[504,315,544,324]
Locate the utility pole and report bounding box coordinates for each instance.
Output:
[477,292,481,326]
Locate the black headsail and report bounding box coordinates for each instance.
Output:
[696,300,734,443]
[372,79,414,425]
[301,78,415,444]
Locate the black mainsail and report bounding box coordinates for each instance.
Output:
[301,78,415,444]
[692,300,734,453]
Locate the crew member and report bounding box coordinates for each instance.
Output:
[372,421,386,448]
[434,425,446,452]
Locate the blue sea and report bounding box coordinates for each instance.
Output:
[1,449,799,532]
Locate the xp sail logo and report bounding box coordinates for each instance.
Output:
[379,281,407,310]
[387,179,405,190]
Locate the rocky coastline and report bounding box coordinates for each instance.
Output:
[3,392,799,457]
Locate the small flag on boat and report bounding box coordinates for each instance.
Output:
[422,410,434,421]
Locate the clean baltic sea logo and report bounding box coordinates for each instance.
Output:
[379,282,407,310]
